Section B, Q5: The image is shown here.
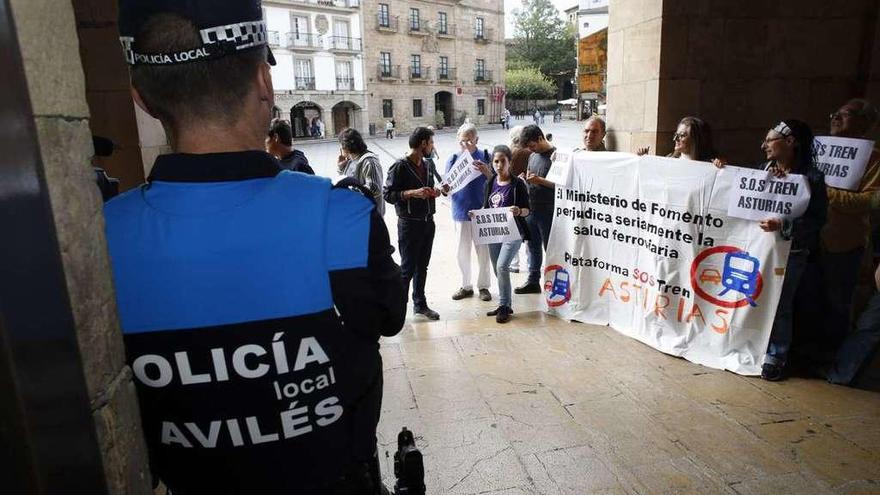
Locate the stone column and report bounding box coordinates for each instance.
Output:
[607,0,880,163]
[8,0,152,492]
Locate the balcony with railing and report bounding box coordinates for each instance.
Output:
[474,69,493,83]
[377,64,401,80]
[336,77,354,90]
[286,32,321,50]
[376,14,399,32]
[409,66,431,81]
[474,28,494,43]
[436,23,456,38]
[295,76,316,90]
[330,36,362,51]
[408,19,430,35]
[436,67,456,82]
[268,31,282,47]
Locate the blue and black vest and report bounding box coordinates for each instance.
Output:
[104,151,378,494]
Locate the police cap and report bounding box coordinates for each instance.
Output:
[118,0,275,66]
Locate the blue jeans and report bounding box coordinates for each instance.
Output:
[766,250,809,366]
[821,247,864,346]
[525,206,553,285]
[827,290,880,385]
[489,240,523,307]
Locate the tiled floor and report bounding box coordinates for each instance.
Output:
[295,121,880,494]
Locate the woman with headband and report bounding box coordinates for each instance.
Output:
[757,119,828,381]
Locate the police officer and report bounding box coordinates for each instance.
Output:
[106,1,406,493]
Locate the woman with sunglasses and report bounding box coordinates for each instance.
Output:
[757,119,828,381]
[637,116,724,165]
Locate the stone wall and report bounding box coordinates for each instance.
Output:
[362,0,506,134]
[9,0,152,493]
[607,0,880,164]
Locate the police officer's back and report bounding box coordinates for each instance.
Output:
[106,2,406,493]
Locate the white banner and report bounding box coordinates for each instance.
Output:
[442,152,481,195]
[813,136,875,190]
[544,152,792,375]
[726,167,811,221]
[470,207,521,245]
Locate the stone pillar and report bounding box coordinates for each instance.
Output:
[8,0,152,492]
[607,0,880,163]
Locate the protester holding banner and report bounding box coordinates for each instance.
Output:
[446,123,494,302]
[516,125,557,294]
[476,145,532,323]
[636,117,720,165]
[757,120,828,381]
[384,127,443,320]
[817,99,880,348]
[580,116,607,152]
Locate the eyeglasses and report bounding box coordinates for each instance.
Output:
[762,136,785,145]
[830,110,855,120]
[673,133,689,141]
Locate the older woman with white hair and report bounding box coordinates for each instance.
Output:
[446,123,494,302]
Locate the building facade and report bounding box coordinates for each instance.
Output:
[264,0,369,139]
[361,0,505,134]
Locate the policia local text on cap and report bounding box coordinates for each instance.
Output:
[106,1,409,493]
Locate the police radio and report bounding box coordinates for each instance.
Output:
[393,427,425,495]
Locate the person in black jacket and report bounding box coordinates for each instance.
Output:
[267,118,314,174]
[758,119,827,381]
[474,145,531,323]
[384,127,443,320]
[107,2,405,493]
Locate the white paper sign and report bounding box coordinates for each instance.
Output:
[470,207,521,245]
[544,153,792,376]
[442,152,481,195]
[813,136,875,190]
[545,151,573,186]
[726,168,811,221]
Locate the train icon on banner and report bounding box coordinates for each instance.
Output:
[544,265,572,307]
[690,246,764,309]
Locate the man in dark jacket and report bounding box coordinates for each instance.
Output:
[267,118,314,174]
[106,1,405,492]
[384,127,442,320]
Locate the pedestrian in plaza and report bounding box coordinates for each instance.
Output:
[266,118,314,174]
[756,120,827,381]
[446,123,493,302]
[502,108,511,130]
[475,145,531,323]
[533,109,540,125]
[580,116,607,152]
[384,127,443,320]
[516,125,557,295]
[106,1,405,492]
[817,99,880,350]
[386,119,394,139]
[337,127,385,215]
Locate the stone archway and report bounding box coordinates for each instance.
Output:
[331,101,362,136]
[434,91,453,128]
[290,101,323,139]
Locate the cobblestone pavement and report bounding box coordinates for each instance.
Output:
[299,118,880,495]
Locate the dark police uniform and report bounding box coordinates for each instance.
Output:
[111,2,405,493]
[105,152,405,494]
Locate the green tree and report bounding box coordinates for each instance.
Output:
[509,0,576,79]
[505,67,556,101]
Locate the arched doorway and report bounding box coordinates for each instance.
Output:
[290,102,323,139]
[434,91,453,128]
[331,101,362,136]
